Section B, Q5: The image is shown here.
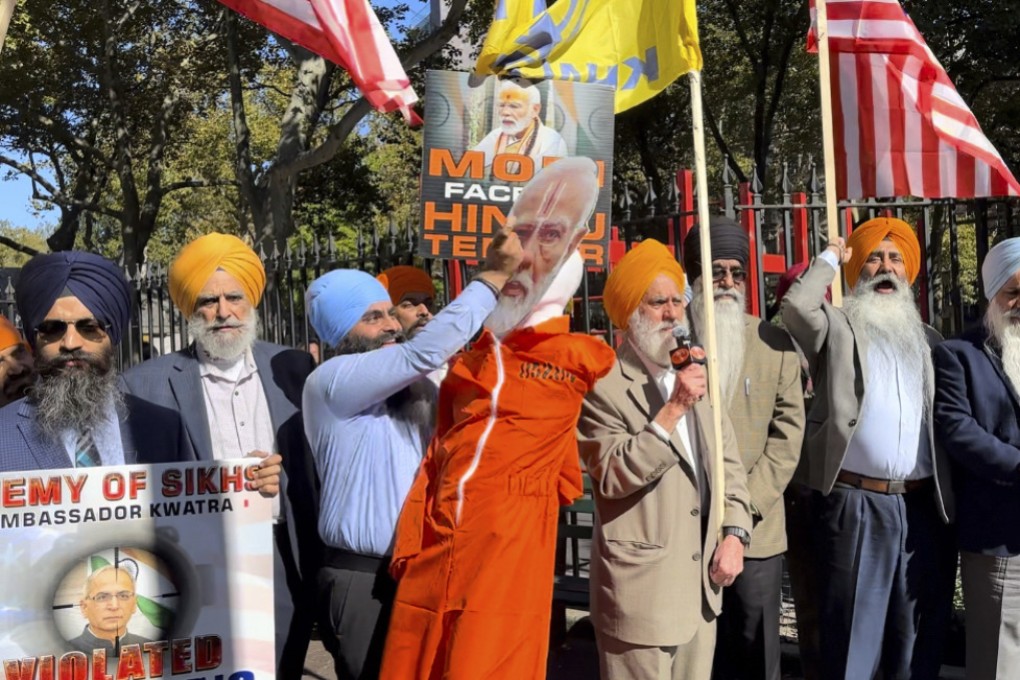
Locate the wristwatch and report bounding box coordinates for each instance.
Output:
[722,526,751,547]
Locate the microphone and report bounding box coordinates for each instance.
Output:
[670,326,707,371]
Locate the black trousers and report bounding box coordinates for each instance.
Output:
[317,549,396,680]
[712,554,784,680]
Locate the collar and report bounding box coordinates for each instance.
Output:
[198,346,257,381]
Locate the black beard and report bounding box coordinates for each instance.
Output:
[29,349,122,440]
[334,329,404,355]
[386,380,436,431]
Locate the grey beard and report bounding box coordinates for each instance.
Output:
[29,363,122,442]
[627,308,689,368]
[386,379,437,433]
[846,273,934,416]
[689,280,747,403]
[985,303,1020,394]
[189,310,259,362]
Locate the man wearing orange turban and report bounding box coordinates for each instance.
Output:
[378,265,436,339]
[122,232,321,679]
[780,220,953,680]
[578,238,752,680]
[0,317,33,407]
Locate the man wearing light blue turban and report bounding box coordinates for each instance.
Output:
[302,228,522,680]
[934,236,1020,680]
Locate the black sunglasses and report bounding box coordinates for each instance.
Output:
[35,318,108,341]
[712,265,747,283]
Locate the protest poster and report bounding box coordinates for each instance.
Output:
[419,70,615,267]
[0,460,274,680]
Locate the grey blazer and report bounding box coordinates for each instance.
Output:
[780,258,953,522]
[578,340,752,647]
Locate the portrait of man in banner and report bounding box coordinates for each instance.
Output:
[54,549,178,656]
[472,79,567,176]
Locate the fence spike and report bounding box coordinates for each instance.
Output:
[388,214,397,238]
[782,162,792,194]
[808,161,820,194]
[751,163,763,194]
[270,240,281,261]
[326,233,338,261]
[643,178,658,213]
[665,173,679,208]
[722,155,732,185]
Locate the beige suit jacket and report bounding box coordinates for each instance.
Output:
[578,340,753,647]
[726,315,805,559]
[780,257,954,522]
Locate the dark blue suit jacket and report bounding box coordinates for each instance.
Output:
[934,326,1020,555]
[0,394,194,473]
[120,341,322,578]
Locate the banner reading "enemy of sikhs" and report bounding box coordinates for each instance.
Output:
[0,460,274,679]
[419,70,614,267]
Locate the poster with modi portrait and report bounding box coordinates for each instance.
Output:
[418,70,615,268]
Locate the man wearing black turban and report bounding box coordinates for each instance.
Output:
[0,253,283,492]
[682,219,805,680]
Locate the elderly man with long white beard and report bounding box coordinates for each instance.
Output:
[934,236,1020,680]
[781,217,955,680]
[578,238,752,680]
[681,218,804,680]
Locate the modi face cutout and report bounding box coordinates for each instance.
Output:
[498,80,541,136]
[485,157,599,336]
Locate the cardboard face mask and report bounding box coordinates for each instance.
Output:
[485,157,600,337]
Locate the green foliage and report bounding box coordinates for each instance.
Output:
[0,221,50,267]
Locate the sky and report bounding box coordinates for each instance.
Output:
[0,0,436,234]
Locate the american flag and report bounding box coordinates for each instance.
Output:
[808,0,1020,199]
[218,0,420,124]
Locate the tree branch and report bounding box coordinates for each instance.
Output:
[723,0,759,69]
[703,100,747,183]
[163,178,238,194]
[272,0,469,180]
[0,235,42,257]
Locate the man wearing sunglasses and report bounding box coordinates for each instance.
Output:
[682,218,805,680]
[0,252,207,474]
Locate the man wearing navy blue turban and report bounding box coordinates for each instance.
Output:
[302,227,522,680]
[0,252,282,500]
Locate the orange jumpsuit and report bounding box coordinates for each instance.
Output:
[380,317,615,679]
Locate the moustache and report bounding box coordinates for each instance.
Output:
[37,350,107,376]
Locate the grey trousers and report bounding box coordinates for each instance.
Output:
[961,551,1020,680]
[317,551,396,680]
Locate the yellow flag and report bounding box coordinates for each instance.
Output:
[474,0,702,113]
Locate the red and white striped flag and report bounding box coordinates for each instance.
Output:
[808,0,1020,199]
[218,0,421,124]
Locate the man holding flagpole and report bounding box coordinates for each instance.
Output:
[781,218,955,679]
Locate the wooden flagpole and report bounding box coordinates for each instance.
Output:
[0,0,17,56]
[814,0,844,305]
[688,69,726,532]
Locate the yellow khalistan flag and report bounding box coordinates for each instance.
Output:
[474,0,702,113]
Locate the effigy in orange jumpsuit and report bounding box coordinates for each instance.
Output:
[380,315,615,679]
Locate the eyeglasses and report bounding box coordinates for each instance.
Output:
[88,590,134,604]
[712,266,747,283]
[35,318,108,341]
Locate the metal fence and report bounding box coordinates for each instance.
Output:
[4,157,1019,366]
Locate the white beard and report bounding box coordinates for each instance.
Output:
[486,271,541,337]
[689,279,747,403]
[627,308,689,368]
[985,302,1020,394]
[189,309,259,362]
[845,274,933,416]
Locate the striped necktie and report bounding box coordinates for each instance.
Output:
[74,430,101,468]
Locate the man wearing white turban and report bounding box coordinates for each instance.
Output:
[933,236,1020,680]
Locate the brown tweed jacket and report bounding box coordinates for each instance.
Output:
[725,315,806,559]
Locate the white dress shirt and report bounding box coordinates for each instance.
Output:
[198,348,280,518]
[632,341,700,482]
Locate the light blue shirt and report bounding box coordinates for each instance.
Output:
[302,281,498,557]
[817,250,932,480]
